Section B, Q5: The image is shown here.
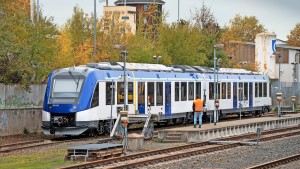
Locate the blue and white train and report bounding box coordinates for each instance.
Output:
[42,62,271,135]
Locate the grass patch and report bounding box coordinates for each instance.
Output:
[0,149,78,169]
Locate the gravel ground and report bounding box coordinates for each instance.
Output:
[142,135,300,169]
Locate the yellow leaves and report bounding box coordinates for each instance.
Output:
[74,39,93,65]
[220,14,266,65]
[287,23,300,47]
[55,28,73,68]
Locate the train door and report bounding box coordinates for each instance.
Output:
[249,82,253,108]
[233,82,237,109]
[138,82,145,114]
[165,82,171,116]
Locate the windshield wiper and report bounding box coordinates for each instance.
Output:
[68,67,80,91]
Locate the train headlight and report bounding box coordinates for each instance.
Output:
[72,105,77,109]
[49,106,52,109]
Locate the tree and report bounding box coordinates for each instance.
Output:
[219,14,266,69]
[287,23,300,47]
[0,0,59,89]
[191,3,220,34]
[221,14,266,43]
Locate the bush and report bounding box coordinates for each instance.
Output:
[23,127,30,135]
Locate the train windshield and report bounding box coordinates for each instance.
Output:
[49,75,85,104]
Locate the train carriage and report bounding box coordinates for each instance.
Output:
[42,62,271,136]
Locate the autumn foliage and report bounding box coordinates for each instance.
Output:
[287,23,300,47]
[1,2,299,88]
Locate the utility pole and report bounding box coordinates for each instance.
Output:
[93,0,97,55]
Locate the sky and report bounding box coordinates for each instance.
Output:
[40,0,299,40]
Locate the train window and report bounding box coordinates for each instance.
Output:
[181,82,187,101]
[209,82,214,100]
[106,82,115,105]
[227,82,231,99]
[244,82,248,100]
[222,82,226,99]
[188,82,194,100]
[147,82,155,106]
[255,83,258,97]
[259,82,263,97]
[128,82,133,104]
[117,82,124,104]
[196,82,201,99]
[91,82,99,108]
[138,82,145,105]
[238,83,243,101]
[175,82,180,101]
[263,83,267,97]
[156,82,163,106]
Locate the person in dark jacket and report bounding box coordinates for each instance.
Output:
[193,96,204,128]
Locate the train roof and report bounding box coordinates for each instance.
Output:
[85,62,262,75]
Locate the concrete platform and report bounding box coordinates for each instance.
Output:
[158,113,300,143]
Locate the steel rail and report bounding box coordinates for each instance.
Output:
[60,126,300,169]
[106,130,300,169]
[246,154,300,169]
[105,143,240,169]
[0,140,44,149]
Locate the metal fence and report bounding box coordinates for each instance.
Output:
[0,84,46,109]
[271,81,299,108]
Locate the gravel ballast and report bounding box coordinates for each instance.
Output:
[143,135,300,169]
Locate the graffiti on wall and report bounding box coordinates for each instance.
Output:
[0,112,8,129]
[0,95,40,109]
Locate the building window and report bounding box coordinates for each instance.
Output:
[143,5,148,11]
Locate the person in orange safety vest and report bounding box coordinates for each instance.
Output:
[193,96,204,128]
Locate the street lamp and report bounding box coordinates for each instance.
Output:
[178,0,180,22]
[153,55,162,64]
[216,58,221,122]
[115,45,128,111]
[274,52,282,117]
[213,44,224,125]
[93,0,97,55]
[273,52,282,90]
[292,52,300,90]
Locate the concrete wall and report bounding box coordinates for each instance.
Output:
[0,108,42,136]
[0,84,46,109]
[0,84,45,136]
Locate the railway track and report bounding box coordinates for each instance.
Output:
[246,154,300,169]
[59,126,300,169]
[0,137,112,154]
